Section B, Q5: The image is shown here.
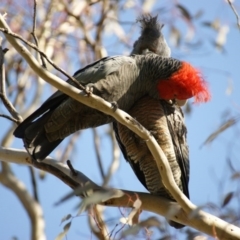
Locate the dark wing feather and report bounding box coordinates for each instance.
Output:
[14,55,130,138]
[13,55,133,160]
[14,92,68,138]
[114,97,189,199]
[164,103,190,198]
[113,121,149,190]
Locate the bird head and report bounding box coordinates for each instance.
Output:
[132,14,210,104]
[157,62,211,103]
[131,14,171,58]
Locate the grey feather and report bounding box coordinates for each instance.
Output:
[132,14,171,57]
[14,54,181,161]
[73,55,133,84]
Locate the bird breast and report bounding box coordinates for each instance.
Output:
[117,96,184,197]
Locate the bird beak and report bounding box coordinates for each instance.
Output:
[176,99,188,106]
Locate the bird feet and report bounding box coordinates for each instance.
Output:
[111,101,118,112]
[84,85,93,96]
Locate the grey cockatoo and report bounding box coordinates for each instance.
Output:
[14,14,210,228]
[113,15,207,228]
[13,18,210,166]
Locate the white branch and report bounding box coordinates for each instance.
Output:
[0,147,240,239]
[0,160,46,240]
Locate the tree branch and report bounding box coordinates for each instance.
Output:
[227,0,240,30]
[0,27,85,90]
[0,146,240,239]
[0,156,46,240]
[0,41,22,123]
[0,113,19,123]
[31,0,46,68]
[93,128,106,181]
[102,127,120,187]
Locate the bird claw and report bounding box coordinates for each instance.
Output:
[111,101,118,111]
[149,130,156,137]
[84,85,93,96]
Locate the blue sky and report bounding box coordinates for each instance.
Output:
[0,0,240,239]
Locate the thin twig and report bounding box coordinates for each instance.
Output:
[0,43,23,122]
[0,114,19,123]
[29,166,39,202]
[227,0,240,30]
[94,0,109,59]
[90,205,109,239]
[67,160,78,176]
[31,0,46,68]
[89,0,101,6]
[93,128,105,180]
[59,132,80,163]
[60,0,94,47]
[0,162,45,240]
[102,127,120,187]
[32,0,37,34]
[0,28,85,91]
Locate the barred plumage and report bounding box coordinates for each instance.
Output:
[14,52,208,161]
[114,97,189,198]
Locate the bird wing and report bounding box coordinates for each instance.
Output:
[14,55,132,138]
[163,102,190,198]
[113,121,149,190]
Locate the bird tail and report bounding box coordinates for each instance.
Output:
[14,111,63,161]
